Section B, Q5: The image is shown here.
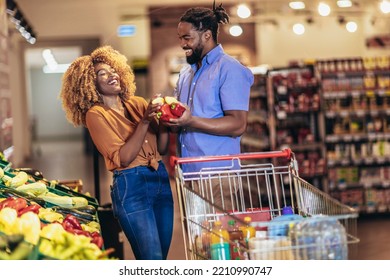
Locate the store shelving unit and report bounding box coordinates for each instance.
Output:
[242,56,390,214]
[267,65,326,190]
[241,68,270,155]
[317,56,390,214]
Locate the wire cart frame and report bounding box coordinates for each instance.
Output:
[171,149,359,260]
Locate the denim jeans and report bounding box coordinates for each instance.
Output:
[110,161,174,260]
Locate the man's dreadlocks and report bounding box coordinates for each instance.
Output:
[179,1,229,43]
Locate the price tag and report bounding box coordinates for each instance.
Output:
[343,135,352,142]
[356,110,365,117]
[351,91,360,97]
[377,157,385,164]
[365,157,374,164]
[277,85,287,94]
[276,111,287,119]
[326,111,336,118]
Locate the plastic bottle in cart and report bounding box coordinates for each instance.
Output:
[268,206,303,237]
[227,220,244,260]
[239,216,256,247]
[210,221,231,260]
[201,220,211,259]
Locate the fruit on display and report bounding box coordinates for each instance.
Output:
[0,188,46,207]
[152,96,186,121]
[0,163,114,259]
[9,171,29,187]
[38,193,88,208]
[38,207,64,223]
[52,206,97,222]
[0,207,41,245]
[39,223,107,260]
[15,182,47,196]
[0,170,90,209]
[0,233,35,260]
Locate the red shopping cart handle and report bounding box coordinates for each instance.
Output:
[170,148,292,166]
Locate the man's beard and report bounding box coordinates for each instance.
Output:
[186,45,203,65]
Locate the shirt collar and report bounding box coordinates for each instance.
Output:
[191,44,224,71]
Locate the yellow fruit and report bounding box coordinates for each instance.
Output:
[1,175,12,186]
[40,223,66,240]
[39,195,73,208]
[38,208,64,223]
[164,96,179,105]
[10,171,29,187]
[152,96,164,105]
[0,208,18,234]
[71,196,88,207]
[16,182,48,196]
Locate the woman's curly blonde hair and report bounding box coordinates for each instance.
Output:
[60,45,136,126]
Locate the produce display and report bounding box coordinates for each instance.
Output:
[0,165,114,260]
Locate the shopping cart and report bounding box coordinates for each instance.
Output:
[171,149,359,260]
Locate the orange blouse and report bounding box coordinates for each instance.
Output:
[85,96,162,172]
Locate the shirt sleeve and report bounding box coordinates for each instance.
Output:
[219,60,254,111]
[86,109,124,169]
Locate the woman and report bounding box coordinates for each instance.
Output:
[59,45,174,260]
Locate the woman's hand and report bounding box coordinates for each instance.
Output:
[142,94,162,123]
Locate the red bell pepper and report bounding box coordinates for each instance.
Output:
[63,214,83,230]
[18,204,41,216]
[0,197,28,212]
[170,103,186,117]
[0,197,16,210]
[67,228,92,238]
[91,231,104,248]
[157,103,176,122]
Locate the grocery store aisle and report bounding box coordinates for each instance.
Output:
[20,139,390,260]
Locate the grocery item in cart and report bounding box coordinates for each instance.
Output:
[201,220,211,259]
[172,149,359,260]
[239,216,256,247]
[210,221,231,260]
[194,220,211,259]
[268,206,303,237]
[248,236,294,260]
[289,215,348,260]
[227,220,245,260]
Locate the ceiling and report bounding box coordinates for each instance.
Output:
[18,0,386,70]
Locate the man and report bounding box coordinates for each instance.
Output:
[168,3,254,173]
[166,3,254,213]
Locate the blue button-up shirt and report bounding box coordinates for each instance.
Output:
[175,45,254,173]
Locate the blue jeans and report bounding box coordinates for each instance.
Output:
[110,161,174,260]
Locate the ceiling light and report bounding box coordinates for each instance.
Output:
[237,4,251,19]
[293,23,305,35]
[43,64,71,74]
[346,21,358,32]
[42,49,58,70]
[318,2,331,16]
[380,0,390,14]
[229,25,243,37]
[289,1,305,10]
[337,1,353,8]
